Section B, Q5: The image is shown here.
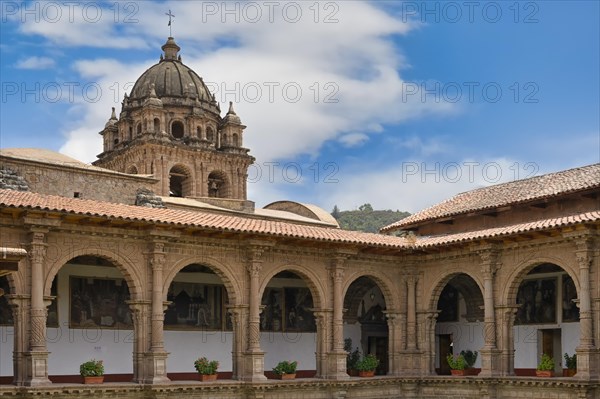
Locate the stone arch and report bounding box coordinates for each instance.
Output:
[232,133,239,147]
[342,269,399,312]
[169,164,192,197]
[196,126,202,138]
[154,118,161,133]
[207,170,229,198]
[259,264,326,310]
[126,165,138,174]
[503,256,580,307]
[136,122,142,135]
[171,120,184,139]
[43,249,143,300]
[162,256,242,306]
[426,271,483,313]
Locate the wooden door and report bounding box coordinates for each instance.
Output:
[438,334,452,375]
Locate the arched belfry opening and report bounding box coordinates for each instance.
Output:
[171,121,184,139]
[434,273,483,375]
[343,276,388,375]
[169,165,191,197]
[208,171,228,198]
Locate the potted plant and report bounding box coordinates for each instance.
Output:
[563,353,577,377]
[273,360,298,379]
[356,354,379,377]
[194,357,219,381]
[80,359,104,384]
[460,350,479,375]
[536,353,555,377]
[446,354,467,376]
[344,338,361,376]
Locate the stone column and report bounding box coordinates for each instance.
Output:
[327,256,348,379]
[479,247,502,377]
[144,241,170,383]
[313,309,332,378]
[384,311,402,376]
[574,236,598,379]
[425,311,439,375]
[7,295,29,386]
[243,246,267,381]
[498,305,518,376]
[406,275,417,350]
[227,305,248,380]
[24,230,51,386]
[128,300,151,383]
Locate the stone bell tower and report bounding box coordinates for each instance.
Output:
[94,37,254,208]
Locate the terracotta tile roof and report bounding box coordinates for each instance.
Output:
[415,211,600,248]
[0,189,410,249]
[382,163,600,232]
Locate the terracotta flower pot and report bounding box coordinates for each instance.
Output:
[358,370,375,377]
[199,373,218,381]
[83,376,104,384]
[563,369,576,377]
[450,369,468,376]
[535,370,555,377]
[277,373,296,380]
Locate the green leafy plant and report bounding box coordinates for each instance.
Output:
[446,354,467,370]
[194,357,219,375]
[537,353,555,371]
[460,350,478,368]
[356,354,379,372]
[344,338,361,370]
[273,360,298,375]
[79,359,104,377]
[564,353,577,370]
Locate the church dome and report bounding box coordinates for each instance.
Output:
[128,37,218,113]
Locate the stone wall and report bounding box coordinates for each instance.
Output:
[0,157,158,205]
[0,378,596,399]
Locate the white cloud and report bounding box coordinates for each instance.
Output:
[15,56,55,69]
[339,133,369,147]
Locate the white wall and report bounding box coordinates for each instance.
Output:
[262,332,316,370]
[513,322,580,369]
[435,322,484,368]
[0,326,13,376]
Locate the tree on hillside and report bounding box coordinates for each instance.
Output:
[358,203,373,212]
[331,205,341,219]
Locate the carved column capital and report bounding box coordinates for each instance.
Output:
[478,246,501,277]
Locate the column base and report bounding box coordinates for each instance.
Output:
[396,350,422,376]
[575,346,599,380]
[478,348,502,377]
[326,351,349,380]
[23,351,51,386]
[142,351,171,384]
[242,351,267,381]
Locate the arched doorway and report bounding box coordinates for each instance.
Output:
[512,263,579,376]
[164,264,233,380]
[434,273,484,375]
[46,256,133,382]
[343,276,388,375]
[260,271,317,378]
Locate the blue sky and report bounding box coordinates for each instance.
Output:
[1,1,598,213]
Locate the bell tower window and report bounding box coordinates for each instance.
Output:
[136,123,142,135]
[171,121,184,139]
[208,171,228,198]
[154,118,160,133]
[169,165,190,197]
[207,127,215,142]
[232,133,239,147]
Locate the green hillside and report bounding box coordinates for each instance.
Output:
[331,204,410,233]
